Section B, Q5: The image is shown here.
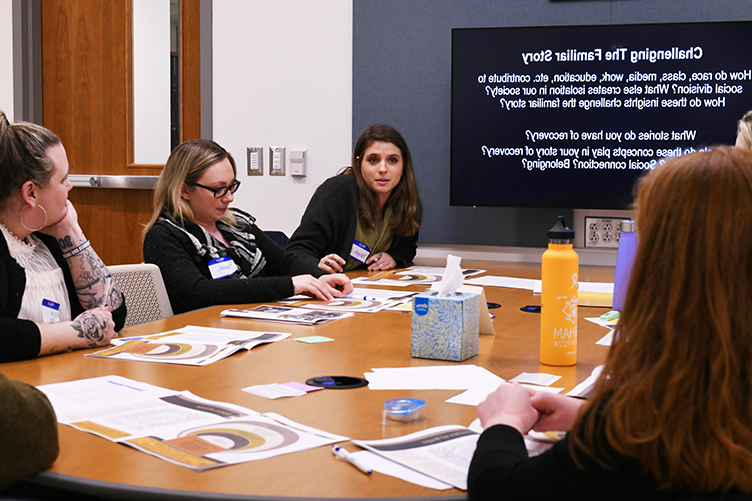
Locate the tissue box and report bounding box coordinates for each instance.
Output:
[411,292,480,362]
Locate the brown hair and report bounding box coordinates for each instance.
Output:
[341,124,421,236]
[737,110,752,149]
[143,139,238,239]
[0,111,61,211]
[572,146,752,494]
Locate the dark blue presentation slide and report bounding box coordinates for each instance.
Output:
[451,22,752,209]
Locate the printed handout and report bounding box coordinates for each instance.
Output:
[287,288,418,313]
[88,325,290,366]
[38,376,347,471]
[352,267,486,287]
[353,425,479,490]
[220,305,353,324]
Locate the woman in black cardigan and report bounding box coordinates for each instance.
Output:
[0,111,126,362]
[142,139,352,315]
[286,124,422,273]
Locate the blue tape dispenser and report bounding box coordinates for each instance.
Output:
[382,398,427,425]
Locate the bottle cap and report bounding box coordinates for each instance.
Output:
[547,216,574,241]
[620,220,635,232]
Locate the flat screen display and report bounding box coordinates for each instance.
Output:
[451,22,752,209]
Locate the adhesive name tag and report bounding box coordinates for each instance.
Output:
[42,299,60,323]
[208,256,237,279]
[350,240,371,263]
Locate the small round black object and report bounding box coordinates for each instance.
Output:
[306,376,369,389]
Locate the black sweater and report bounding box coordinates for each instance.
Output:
[285,174,419,269]
[0,232,126,362]
[468,424,749,500]
[143,212,324,314]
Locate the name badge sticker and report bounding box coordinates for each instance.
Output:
[349,240,371,263]
[208,256,237,279]
[42,299,60,323]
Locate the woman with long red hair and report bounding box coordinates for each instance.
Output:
[469,146,752,500]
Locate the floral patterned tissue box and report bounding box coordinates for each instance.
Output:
[411,291,480,362]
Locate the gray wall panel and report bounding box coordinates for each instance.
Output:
[353,0,752,248]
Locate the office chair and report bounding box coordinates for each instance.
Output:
[264,231,289,247]
[109,263,173,328]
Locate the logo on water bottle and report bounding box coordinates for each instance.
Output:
[562,296,578,324]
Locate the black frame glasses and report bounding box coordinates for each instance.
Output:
[192,179,241,198]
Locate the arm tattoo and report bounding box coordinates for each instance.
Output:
[58,235,74,251]
[71,313,108,347]
[71,249,124,310]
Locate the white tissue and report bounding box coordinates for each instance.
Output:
[436,254,463,297]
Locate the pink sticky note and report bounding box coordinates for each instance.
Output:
[282,381,324,393]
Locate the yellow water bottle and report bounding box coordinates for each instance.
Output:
[540,216,578,366]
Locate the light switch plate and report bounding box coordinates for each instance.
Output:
[247,147,263,176]
[269,146,286,176]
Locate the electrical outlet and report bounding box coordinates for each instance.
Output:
[584,217,621,248]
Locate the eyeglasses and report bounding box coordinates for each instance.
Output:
[192,179,241,198]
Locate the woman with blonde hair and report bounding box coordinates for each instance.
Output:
[0,111,125,362]
[143,139,352,315]
[285,124,421,273]
[469,146,752,499]
[736,110,752,149]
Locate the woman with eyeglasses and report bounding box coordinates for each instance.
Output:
[143,139,352,315]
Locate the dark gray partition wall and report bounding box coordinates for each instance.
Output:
[352,0,752,248]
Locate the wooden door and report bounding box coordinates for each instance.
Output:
[41,0,201,265]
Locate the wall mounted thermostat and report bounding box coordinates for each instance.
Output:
[269,146,286,176]
[290,148,307,177]
[247,147,263,176]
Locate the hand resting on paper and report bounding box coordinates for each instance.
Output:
[292,273,353,301]
[529,391,586,432]
[477,383,539,435]
[477,384,587,435]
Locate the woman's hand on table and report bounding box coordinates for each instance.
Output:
[366,251,396,271]
[71,308,117,347]
[477,383,539,435]
[293,274,352,300]
[529,392,586,432]
[320,273,353,295]
[318,254,346,273]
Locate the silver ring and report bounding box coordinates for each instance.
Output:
[325,259,331,266]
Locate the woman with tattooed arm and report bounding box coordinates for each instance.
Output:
[0,111,126,362]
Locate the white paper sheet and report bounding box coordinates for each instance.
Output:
[464,275,539,290]
[509,372,562,386]
[566,365,604,398]
[445,381,562,406]
[364,365,503,390]
[350,451,453,490]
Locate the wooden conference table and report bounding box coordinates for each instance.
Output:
[2,261,614,501]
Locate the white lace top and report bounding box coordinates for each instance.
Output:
[0,223,71,323]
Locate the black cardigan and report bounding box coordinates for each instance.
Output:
[0,232,127,362]
[285,174,420,269]
[143,212,325,314]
